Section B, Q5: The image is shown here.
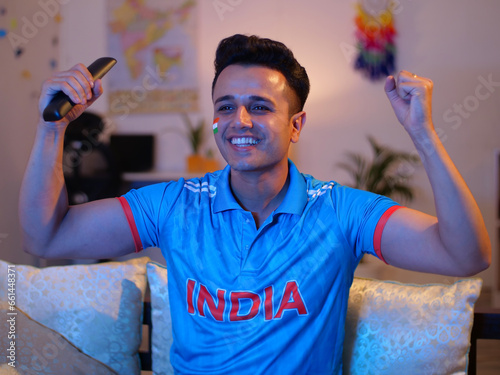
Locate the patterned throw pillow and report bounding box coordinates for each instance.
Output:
[146,262,174,375]
[0,301,117,374]
[343,277,482,375]
[0,257,150,375]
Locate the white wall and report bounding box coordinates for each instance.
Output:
[2,0,499,300]
[0,1,61,266]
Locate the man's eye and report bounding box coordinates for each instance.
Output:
[252,105,270,112]
[217,105,233,111]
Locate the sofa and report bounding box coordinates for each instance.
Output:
[1,256,498,374]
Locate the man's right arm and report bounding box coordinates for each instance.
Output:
[19,64,136,259]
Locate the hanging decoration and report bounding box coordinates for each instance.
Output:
[354,0,396,80]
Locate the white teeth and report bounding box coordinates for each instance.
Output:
[231,137,260,146]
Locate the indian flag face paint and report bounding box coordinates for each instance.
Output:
[213,118,219,134]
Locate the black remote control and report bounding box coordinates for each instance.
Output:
[43,57,117,122]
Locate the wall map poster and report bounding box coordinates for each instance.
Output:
[107,0,198,116]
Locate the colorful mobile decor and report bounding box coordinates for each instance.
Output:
[354,0,396,80]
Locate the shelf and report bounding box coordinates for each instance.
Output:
[122,170,204,182]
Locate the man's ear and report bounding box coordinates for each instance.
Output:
[290,111,306,143]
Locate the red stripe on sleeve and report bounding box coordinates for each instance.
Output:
[373,205,402,264]
[117,196,144,253]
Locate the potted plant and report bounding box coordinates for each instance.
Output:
[203,148,219,173]
[337,135,420,203]
[182,113,206,173]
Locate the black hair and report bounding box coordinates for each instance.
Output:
[212,34,310,114]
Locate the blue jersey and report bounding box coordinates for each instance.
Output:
[120,161,400,374]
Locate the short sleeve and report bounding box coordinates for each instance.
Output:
[331,185,401,261]
[120,181,183,251]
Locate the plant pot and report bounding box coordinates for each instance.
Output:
[186,154,205,173]
[203,158,219,173]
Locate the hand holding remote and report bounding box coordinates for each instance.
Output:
[42,57,117,122]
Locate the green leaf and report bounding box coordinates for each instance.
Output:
[181,113,205,154]
[336,135,420,203]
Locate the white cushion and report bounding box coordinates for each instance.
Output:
[0,301,117,374]
[343,277,482,375]
[0,257,150,375]
[146,261,174,375]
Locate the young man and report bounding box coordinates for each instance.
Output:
[20,34,490,373]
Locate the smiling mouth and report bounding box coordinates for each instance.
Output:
[230,137,261,147]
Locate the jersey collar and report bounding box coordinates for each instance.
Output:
[213,160,307,216]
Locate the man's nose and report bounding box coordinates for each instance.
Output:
[233,106,252,128]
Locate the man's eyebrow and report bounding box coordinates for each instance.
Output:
[214,95,233,104]
[214,95,275,105]
[249,95,275,104]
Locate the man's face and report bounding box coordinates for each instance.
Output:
[212,64,304,173]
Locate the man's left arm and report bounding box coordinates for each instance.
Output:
[380,71,491,277]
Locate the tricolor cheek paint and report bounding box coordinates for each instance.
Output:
[213,117,219,134]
